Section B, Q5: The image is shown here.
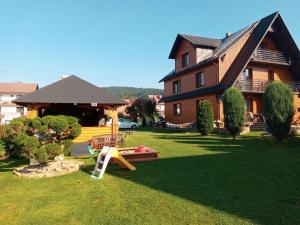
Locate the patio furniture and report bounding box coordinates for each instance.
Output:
[90,134,123,150]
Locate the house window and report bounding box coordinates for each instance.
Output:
[173,80,181,93]
[196,72,205,88]
[243,68,252,80]
[182,53,189,68]
[268,70,274,81]
[17,107,24,116]
[173,103,182,116]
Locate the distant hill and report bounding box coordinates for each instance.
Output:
[104,86,163,99]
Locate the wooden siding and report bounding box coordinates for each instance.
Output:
[260,35,278,50]
[293,94,300,125]
[246,64,293,81]
[165,94,219,124]
[164,63,218,97]
[175,39,196,72]
[218,32,251,81]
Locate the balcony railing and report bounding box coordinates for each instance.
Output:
[234,79,300,93]
[252,48,290,65]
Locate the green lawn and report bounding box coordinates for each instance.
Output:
[1,129,300,225]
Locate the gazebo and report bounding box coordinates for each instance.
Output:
[14,75,127,135]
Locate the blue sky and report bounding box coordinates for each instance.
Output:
[0,0,299,88]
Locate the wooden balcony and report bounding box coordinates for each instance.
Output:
[234,79,300,93]
[251,48,290,65]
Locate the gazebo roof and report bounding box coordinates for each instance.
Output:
[14,75,127,105]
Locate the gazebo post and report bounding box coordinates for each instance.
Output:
[107,106,119,135]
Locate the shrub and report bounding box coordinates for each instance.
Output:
[31,118,42,130]
[2,115,80,160]
[196,100,214,135]
[48,116,69,134]
[17,134,40,159]
[62,139,73,156]
[44,143,62,159]
[0,125,5,139]
[70,124,81,139]
[263,82,294,142]
[8,119,26,133]
[35,147,48,164]
[0,141,6,158]
[223,88,245,140]
[65,116,79,128]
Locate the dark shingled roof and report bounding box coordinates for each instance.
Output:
[180,35,222,48]
[161,24,257,82]
[14,75,127,105]
[168,34,222,59]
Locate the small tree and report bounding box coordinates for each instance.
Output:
[263,82,294,142]
[197,100,214,135]
[126,97,157,126]
[223,88,245,140]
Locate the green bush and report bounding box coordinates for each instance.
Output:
[2,115,80,161]
[223,88,245,140]
[44,143,62,159]
[35,147,48,164]
[70,124,81,138]
[0,141,6,158]
[197,100,214,135]
[49,116,69,134]
[65,116,79,128]
[0,125,5,139]
[62,139,73,156]
[17,134,40,159]
[31,118,42,130]
[263,82,294,142]
[8,119,26,133]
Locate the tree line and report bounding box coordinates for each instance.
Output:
[104,86,163,99]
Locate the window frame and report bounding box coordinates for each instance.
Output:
[195,71,205,88]
[182,53,189,68]
[173,103,182,116]
[243,68,253,80]
[173,80,181,94]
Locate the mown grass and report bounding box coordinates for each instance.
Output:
[0,128,300,225]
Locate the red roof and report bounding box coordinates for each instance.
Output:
[0,82,38,94]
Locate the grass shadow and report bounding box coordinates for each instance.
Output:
[0,158,27,172]
[110,130,300,225]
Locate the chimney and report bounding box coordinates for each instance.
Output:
[61,75,69,79]
[226,32,232,38]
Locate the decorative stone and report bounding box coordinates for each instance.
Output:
[13,159,85,179]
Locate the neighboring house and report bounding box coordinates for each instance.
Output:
[0,82,38,124]
[160,12,300,127]
[149,95,165,117]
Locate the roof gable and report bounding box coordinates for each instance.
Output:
[14,75,127,105]
[169,34,221,59]
[221,11,300,88]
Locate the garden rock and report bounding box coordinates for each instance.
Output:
[13,159,84,178]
